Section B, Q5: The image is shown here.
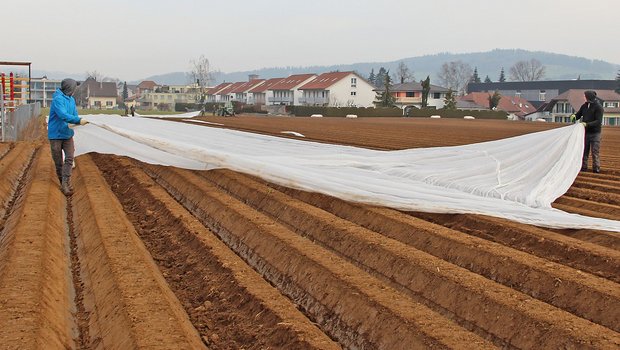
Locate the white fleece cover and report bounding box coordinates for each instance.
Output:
[74,114,620,232]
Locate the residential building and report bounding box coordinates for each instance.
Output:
[248,78,284,106]
[216,82,246,103]
[467,80,617,108]
[269,74,317,105]
[30,77,62,108]
[379,82,450,110]
[231,78,265,104]
[527,89,620,125]
[206,83,232,103]
[80,78,118,109]
[458,92,536,120]
[136,80,158,97]
[137,84,201,110]
[298,72,375,107]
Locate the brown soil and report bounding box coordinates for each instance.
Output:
[0,115,618,349]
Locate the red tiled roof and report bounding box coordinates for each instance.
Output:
[217,82,246,95]
[298,72,353,90]
[269,74,317,90]
[138,80,158,90]
[206,82,232,95]
[552,89,620,112]
[230,79,265,93]
[249,78,285,93]
[460,92,536,116]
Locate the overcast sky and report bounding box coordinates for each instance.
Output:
[4,0,619,81]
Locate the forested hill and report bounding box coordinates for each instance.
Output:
[141,49,619,85]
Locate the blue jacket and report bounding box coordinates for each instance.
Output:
[48,89,82,139]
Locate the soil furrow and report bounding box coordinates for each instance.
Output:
[93,154,340,350]
[66,189,89,349]
[0,143,12,160]
[553,197,620,221]
[403,211,620,282]
[565,186,620,206]
[0,143,37,229]
[71,155,206,349]
[195,169,620,344]
[0,147,75,349]
[574,179,620,195]
[143,163,497,350]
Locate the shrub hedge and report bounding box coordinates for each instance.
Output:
[286,106,508,119]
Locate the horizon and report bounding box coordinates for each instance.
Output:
[4,0,620,81]
[9,48,620,84]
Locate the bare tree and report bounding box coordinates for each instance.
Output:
[509,59,546,81]
[395,61,414,84]
[189,55,213,102]
[437,61,473,95]
[85,70,103,81]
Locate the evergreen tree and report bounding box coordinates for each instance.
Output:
[488,90,501,110]
[421,76,431,108]
[499,67,506,82]
[471,67,481,83]
[484,75,492,83]
[122,81,128,100]
[443,89,456,110]
[368,69,376,86]
[375,67,388,89]
[375,71,396,107]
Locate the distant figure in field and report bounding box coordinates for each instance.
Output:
[48,78,89,195]
[573,90,604,173]
[130,105,135,117]
[124,105,129,116]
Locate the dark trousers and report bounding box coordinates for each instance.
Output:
[582,132,601,170]
[50,138,75,182]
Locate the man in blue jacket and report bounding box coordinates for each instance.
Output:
[48,78,88,195]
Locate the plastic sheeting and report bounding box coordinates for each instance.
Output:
[74,115,620,232]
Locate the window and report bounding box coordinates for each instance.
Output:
[406,91,414,97]
[351,91,356,96]
[433,92,441,99]
[604,102,619,108]
[515,90,521,98]
[351,77,357,87]
[539,90,546,101]
[106,101,113,106]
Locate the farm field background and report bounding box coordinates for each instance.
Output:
[0,115,618,349]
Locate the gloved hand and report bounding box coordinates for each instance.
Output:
[581,122,587,127]
[570,114,576,123]
[79,118,89,125]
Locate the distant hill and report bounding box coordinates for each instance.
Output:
[139,49,620,85]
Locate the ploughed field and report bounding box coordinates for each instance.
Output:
[0,116,619,349]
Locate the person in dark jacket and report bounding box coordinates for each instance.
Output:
[573,90,604,173]
[48,78,89,195]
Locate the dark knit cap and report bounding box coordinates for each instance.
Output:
[61,78,79,96]
[584,90,597,102]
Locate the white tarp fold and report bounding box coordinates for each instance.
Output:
[74,115,620,232]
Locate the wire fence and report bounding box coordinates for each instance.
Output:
[0,98,41,142]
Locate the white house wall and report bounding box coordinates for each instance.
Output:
[329,74,375,107]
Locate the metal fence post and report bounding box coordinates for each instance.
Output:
[1,90,5,142]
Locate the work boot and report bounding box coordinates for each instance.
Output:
[61,177,74,196]
[593,167,601,174]
[580,165,588,172]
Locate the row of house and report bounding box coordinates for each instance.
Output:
[206,72,377,108]
[468,80,620,125]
